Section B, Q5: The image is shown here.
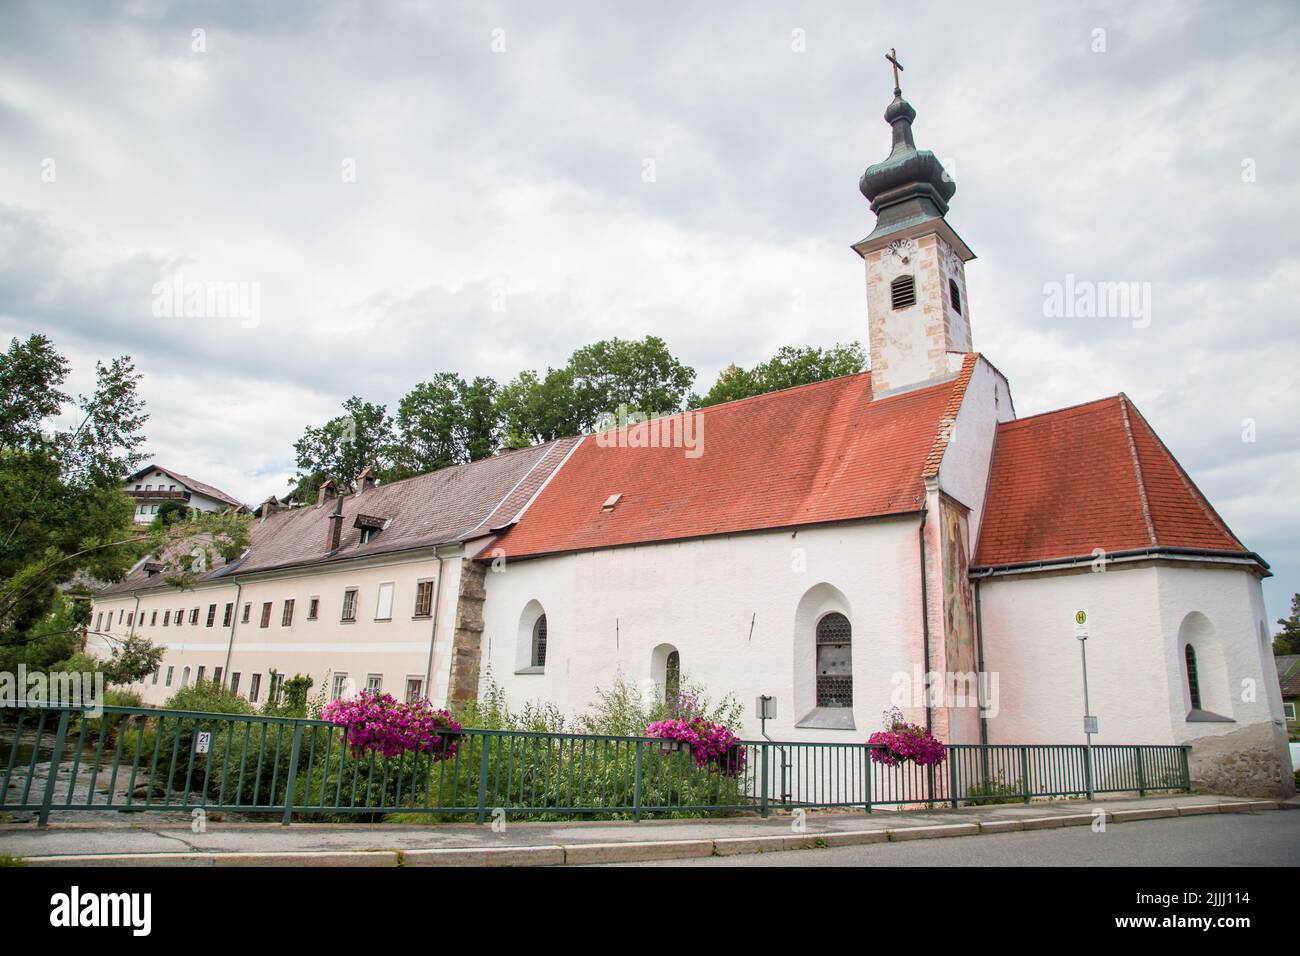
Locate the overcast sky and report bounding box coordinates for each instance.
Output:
[1,0,1296,623]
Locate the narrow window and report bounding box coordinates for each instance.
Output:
[180,666,191,688]
[165,666,174,687]
[331,673,349,701]
[414,581,434,618]
[891,274,916,310]
[948,278,962,315]
[229,672,241,695]
[308,597,319,620]
[375,583,394,621]
[163,610,170,627]
[260,602,272,628]
[269,672,285,704]
[531,614,548,668]
[248,673,262,703]
[665,650,681,701]
[196,666,206,683]
[213,666,223,687]
[405,677,424,702]
[151,667,159,686]
[241,603,251,624]
[206,604,217,627]
[341,589,358,623]
[1185,645,1202,710]
[189,608,199,625]
[95,612,103,631]
[281,599,295,627]
[222,603,234,627]
[150,610,157,626]
[1286,703,1297,721]
[815,612,853,708]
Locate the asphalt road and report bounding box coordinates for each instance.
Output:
[609,810,1300,866]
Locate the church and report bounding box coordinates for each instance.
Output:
[90,79,1293,799]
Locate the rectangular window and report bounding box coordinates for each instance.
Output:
[176,608,184,626]
[248,673,261,703]
[366,674,383,693]
[405,678,424,703]
[375,583,394,621]
[281,599,295,627]
[213,666,223,687]
[126,612,134,627]
[196,666,206,683]
[269,672,285,703]
[229,672,241,696]
[414,581,434,618]
[95,612,103,631]
[1286,702,1297,721]
[165,666,174,687]
[189,608,199,625]
[331,673,349,701]
[105,615,111,632]
[151,667,159,685]
[150,610,157,626]
[260,602,272,628]
[118,609,124,623]
[241,603,251,624]
[206,604,217,627]
[223,603,234,627]
[163,610,170,627]
[341,589,358,623]
[308,597,319,620]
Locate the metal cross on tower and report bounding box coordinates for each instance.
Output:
[886,47,904,95]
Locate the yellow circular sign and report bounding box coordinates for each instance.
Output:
[1075,611,1087,625]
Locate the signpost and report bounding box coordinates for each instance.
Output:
[1074,610,1095,799]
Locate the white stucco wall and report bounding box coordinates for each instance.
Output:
[480,518,931,741]
[935,356,1014,540]
[978,560,1279,746]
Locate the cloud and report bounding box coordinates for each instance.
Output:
[0,0,1297,621]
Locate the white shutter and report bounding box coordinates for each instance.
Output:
[375,583,394,620]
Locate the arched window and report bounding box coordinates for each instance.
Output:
[531,614,548,668]
[665,650,681,701]
[890,274,916,310]
[1184,645,1201,710]
[181,666,191,689]
[948,278,962,314]
[816,612,853,707]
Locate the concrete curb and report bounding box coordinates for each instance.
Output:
[17,799,1282,867]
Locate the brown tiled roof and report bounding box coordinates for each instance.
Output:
[125,464,244,509]
[1276,655,1300,697]
[973,394,1254,568]
[99,438,579,596]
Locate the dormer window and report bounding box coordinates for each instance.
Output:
[891,274,916,310]
[949,278,962,315]
[354,513,387,545]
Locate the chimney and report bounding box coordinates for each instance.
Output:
[260,495,281,518]
[317,479,337,507]
[357,467,377,495]
[326,493,344,551]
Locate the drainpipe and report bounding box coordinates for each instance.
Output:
[917,505,932,734]
[973,577,991,775]
[422,553,447,700]
[222,580,242,689]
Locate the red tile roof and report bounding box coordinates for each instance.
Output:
[973,394,1251,568]
[492,359,979,560]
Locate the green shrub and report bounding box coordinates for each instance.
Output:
[163,680,255,716]
[965,774,1024,805]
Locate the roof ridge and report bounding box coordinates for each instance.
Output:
[921,353,979,480]
[1118,394,1159,547]
[674,369,872,419]
[998,394,1122,429]
[1121,394,1245,550]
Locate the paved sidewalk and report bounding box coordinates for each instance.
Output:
[0,794,1289,866]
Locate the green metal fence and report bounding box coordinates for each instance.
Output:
[1,705,1191,825]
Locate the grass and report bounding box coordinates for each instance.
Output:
[0,855,27,867]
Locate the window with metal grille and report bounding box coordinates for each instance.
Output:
[891,274,916,310]
[1185,645,1202,710]
[341,589,358,622]
[949,278,961,314]
[532,614,548,668]
[665,650,681,701]
[414,580,434,618]
[282,599,295,626]
[816,612,853,708]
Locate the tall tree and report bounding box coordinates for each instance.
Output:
[693,342,867,408]
[290,396,396,496]
[394,374,502,474]
[1275,593,1300,656]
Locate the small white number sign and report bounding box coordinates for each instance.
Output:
[195,731,211,754]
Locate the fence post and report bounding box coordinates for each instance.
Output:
[280,723,303,826]
[1020,746,1030,804]
[475,734,491,824]
[947,746,958,808]
[1135,746,1146,798]
[1181,746,1192,793]
[759,743,769,818]
[38,709,71,827]
[864,746,873,814]
[632,742,643,822]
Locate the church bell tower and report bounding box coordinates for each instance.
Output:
[855,51,975,398]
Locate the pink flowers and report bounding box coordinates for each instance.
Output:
[646,716,746,777]
[868,707,946,766]
[322,690,461,761]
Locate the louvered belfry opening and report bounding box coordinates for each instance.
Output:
[815,612,853,707]
[891,274,916,310]
[949,278,962,314]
